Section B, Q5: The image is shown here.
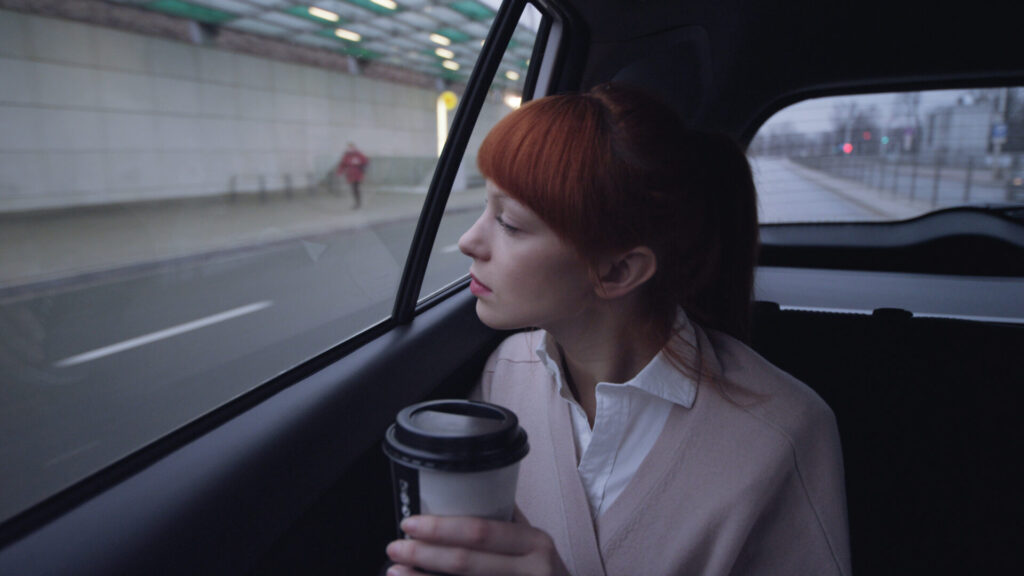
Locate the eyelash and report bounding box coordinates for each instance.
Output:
[495,214,520,234]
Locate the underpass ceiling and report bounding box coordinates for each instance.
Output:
[104,0,535,91]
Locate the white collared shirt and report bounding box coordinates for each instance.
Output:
[534,311,698,518]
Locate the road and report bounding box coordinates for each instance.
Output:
[753,156,1009,223]
[0,208,479,525]
[752,157,887,221]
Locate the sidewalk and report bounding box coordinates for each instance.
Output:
[783,158,935,220]
[0,186,486,293]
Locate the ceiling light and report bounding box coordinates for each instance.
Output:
[435,47,454,59]
[308,6,339,22]
[442,60,460,71]
[505,70,520,81]
[335,28,362,42]
[430,33,451,46]
[370,0,398,9]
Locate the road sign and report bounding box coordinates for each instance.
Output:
[441,90,458,110]
[992,123,1008,145]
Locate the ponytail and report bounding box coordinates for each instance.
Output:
[667,129,759,342]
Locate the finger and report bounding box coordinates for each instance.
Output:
[385,564,428,576]
[387,539,475,575]
[400,516,539,556]
[386,539,537,576]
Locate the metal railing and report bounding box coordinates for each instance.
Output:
[790,154,1017,207]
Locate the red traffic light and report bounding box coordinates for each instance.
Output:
[862,131,872,141]
[842,142,853,154]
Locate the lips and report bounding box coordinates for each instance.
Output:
[469,273,492,296]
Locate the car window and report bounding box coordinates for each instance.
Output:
[0,0,530,527]
[750,88,1024,223]
[419,3,543,301]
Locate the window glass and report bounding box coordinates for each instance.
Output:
[419,3,542,301]
[749,88,1024,223]
[0,0,513,526]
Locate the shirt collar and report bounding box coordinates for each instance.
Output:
[533,309,698,409]
[534,332,577,404]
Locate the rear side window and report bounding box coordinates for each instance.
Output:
[419,3,543,301]
[0,1,543,527]
[750,88,1024,223]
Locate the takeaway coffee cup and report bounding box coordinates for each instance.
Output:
[383,399,529,538]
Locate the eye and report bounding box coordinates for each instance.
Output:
[495,214,520,234]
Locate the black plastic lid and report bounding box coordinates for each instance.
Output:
[383,400,529,472]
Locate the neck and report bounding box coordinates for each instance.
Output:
[547,300,663,425]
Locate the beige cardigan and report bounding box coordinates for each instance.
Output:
[476,325,851,576]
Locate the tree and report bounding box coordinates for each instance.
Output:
[891,92,923,154]
[830,101,882,155]
[1004,87,1024,153]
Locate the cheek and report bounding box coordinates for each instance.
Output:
[525,254,592,299]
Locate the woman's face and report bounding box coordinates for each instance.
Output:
[458,181,596,331]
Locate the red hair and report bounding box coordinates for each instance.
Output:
[477,83,759,343]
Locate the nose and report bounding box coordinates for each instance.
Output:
[458,211,489,260]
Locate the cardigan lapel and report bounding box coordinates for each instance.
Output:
[597,323,724,548]
[548,389,607,576]
[597,402,701,550]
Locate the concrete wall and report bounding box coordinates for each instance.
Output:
[0,9,510,213]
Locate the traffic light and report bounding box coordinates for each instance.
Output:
[842,142,853,154]
[862,131,872,141]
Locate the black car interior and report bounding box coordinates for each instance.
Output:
[1,1,1022,575]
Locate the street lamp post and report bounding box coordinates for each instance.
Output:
[993,87,1009,180]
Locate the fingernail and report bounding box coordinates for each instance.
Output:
[386,540,406,558]
[386,569,399,576]
[400,516,420,533]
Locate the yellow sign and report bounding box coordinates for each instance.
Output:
[441,90,458,110]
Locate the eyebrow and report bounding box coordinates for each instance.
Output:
[486,188,508,203]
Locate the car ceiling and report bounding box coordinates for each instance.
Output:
[558,0,1024,139]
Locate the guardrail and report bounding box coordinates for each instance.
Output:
[791,154,1016,207]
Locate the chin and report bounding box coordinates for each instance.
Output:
[475,300,527,331]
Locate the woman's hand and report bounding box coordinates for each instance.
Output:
[385,515,570,576]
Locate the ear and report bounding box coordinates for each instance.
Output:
[593,247,658,300]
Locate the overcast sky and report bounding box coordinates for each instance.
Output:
[762,89,970,135]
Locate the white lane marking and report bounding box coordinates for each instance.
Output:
[54,301,273,368]
[440,243,461,254]
[45,441,99,468]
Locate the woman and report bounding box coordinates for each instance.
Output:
[386,83,850,575]
[338,142,368,209]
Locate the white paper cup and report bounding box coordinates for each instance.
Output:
[383,400,529,537]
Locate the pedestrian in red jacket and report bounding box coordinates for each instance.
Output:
[338,143,369,209]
